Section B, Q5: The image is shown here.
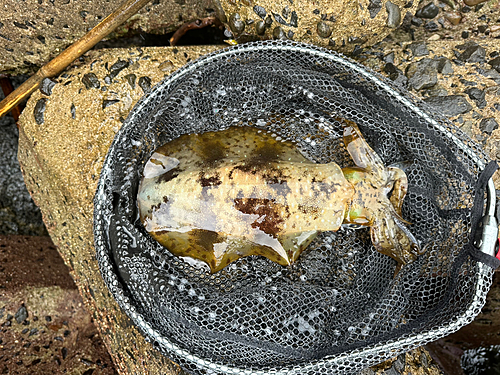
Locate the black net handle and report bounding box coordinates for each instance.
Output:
[466,161,500,269]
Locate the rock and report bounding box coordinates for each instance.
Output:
[229,13,245,35]
[423,84,448,97]
[444,11,462,25]
[15,305,28,324]
[273,26,286,39]
[407,42,429,57]
[464,87,486,108]
[424,95,473,116]
[406,58,438,90]
[415,3,439,19]
[436,57,454,74]
[317,21,332,38]
[411,17,423,27]
[218,0,418,53]
[384,52,395,63]
[489,56,500,72]
[424,20,440,31]
[386,1,402,28]
[384,63,408,86]
[33,98,47,125]
[479,117,498,134]
[457,42,486,63]
[463,0,488,5]
[108,59,130,79]
[40,78,57,96]
[82,73,100,90]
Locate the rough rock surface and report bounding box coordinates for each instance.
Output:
[0,0,419,75]
[0,0,216,75]
[0,235,116,374]
[219,0,418,55]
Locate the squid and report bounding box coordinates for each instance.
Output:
[137,119,422,273]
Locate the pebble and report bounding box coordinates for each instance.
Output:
[407,42,429,57]
[253,5,266,19]
[411,17,423,27]
[255,20,266,35]
[384,52,395,63]
[272,12,288,26]
[34,98,47,125]
[102,99,119,110]
[424,95,472,116]
[273,26,286,39]
[489,56,500,72]
[138,76,151,92]
[428,34,440,41]
[81,73,100,90]
[424,20,439,31]
[70,103,76,119]
[406,58,438,90]
[368,0,382,18]
[109,59,129,79]
[385,1,402,28]
[464,87,486,108]
[317,21,332,38]
[479,117,498,134]
[423,83,448,96]
[384,63,408,86]
[436,57,454,74]
[444,11,462,25]
[415,3,439,19]
[229,13,245,35]
[290,11,298,27]
[457,42,486,63]
[462,31,469,39]
[463,0,488,5]
[124,73,136,89]
[15,305,28,324]
[40,78,57,96]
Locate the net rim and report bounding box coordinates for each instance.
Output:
[93,40,493,374]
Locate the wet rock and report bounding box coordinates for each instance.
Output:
[406,58,438,90]
[386,1,402,28]
[317,21,332,38]
[368,0,383,18]
[424,95,473,116]
[81,73,100,90]
[424,20,439,31]
[479,117,498,134]
[273,26,286,39]
[255,20,266,35]
[40,78,57,96]
[457,42,486,63]
[109,59,129,79]
[253,5,266,19]
[489,56,500,72]
[34,98,47,125]
[407,42,429,57]
[415,3,439,19]
[15,305,28,324]
[229,13,245,35]
[464,87,486,108]
[444,11,461,25]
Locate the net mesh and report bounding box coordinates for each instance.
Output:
[94,40,495,374]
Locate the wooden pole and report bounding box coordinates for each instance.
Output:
[0,0,151,120]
